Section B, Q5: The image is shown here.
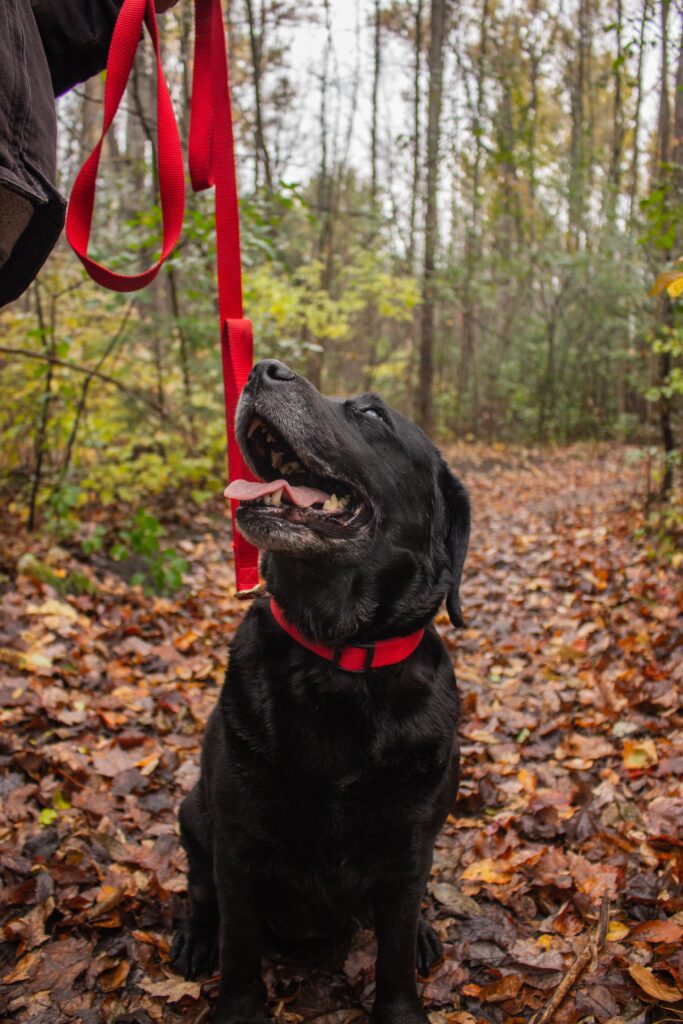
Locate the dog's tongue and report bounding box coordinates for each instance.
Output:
[225,479,331,508]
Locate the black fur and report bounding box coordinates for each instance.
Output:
[171,360,470,1024]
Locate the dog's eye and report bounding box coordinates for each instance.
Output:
[361,407,384,420]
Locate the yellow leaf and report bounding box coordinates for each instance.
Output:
[649,267,683,298]
[0,647,52,671]
[460,858,513,884]
[623,738,658,769]
[607,920,630,941]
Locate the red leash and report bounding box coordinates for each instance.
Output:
[66,0,260,595]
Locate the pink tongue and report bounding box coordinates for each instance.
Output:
[225,478,331,508]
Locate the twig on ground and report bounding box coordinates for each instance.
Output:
[530,896,610,1024]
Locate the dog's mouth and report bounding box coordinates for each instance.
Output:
[225,416,367,531]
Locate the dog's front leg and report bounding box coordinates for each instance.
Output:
[372,873,430,1024]
[213,852,267,1024]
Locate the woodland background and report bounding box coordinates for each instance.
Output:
[0,2,682,1024]
[1,0,683,536]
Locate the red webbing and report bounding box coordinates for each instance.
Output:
[65,0,260,594]
[269,599,426,673]
[65,0,185,291]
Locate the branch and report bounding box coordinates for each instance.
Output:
[530,896,610,1024]
[61,302,136,475]
[0,344,169,420]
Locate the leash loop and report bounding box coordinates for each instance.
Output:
[65,0,260,593]
[65,0,185,290]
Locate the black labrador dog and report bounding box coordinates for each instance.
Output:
[171,360,470,1024]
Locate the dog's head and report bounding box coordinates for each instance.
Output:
[229,360,470,639]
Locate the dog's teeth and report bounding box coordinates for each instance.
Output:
[323,494,339,511]
[266,432,275,443]
[247,418,263,439]
[263,494,272,506]
[338,495,349,508]
[281,461,301,476]
[271,450,284,469]
[271,488,283,506]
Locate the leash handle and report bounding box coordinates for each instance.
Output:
[66,0,260,594]
[65,0,185,290]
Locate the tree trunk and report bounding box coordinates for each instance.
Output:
[305,0,333,389]
[27,283,54,531]
[568,0,591,249]
[408,0,423,270]
[628,0,650,220]
[245,0,273,194]
[456,0,488,433]
[417,0,449,435]
[607,0,624,209]
[655,0,675,496]
[370,0,382,207]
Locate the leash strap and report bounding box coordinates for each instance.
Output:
[65,0,260,595]
[270,599,426,673]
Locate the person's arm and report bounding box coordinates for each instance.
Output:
[30,0,125,96]
[30,0,178,98]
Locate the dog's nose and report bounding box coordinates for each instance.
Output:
[250,359,296,384]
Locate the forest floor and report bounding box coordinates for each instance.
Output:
[0,445,681,1024]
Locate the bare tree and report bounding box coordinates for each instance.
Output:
[417,0,450,434]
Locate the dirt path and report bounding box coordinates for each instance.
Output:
[0,446,681,1024]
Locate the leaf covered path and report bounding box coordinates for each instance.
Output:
[0,446,681,1024]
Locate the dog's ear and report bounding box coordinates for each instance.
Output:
[439,462,470,628]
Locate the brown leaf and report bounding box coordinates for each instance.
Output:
[97,959,131,992]
[2,951,40,984]
[91,744,142,777]
[554,733,613,763]
[629,920,683,944]
[422,961,468,1004]
[139,975,202,1002]
[478,973,524,1003]
[628,964,683,1002]
[429,882,482,917]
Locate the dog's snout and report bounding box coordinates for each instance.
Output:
[251,359,296,384]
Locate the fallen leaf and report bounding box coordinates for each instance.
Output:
[429,882,482,917]
[628,964,683,1002]
[623,739,658,770]
[478,974,523,1003]
[460,858,513,885]
[607,921,630,941]
[139,976,202,1002]
[629,920,683,944]
[98,960,130,992]
[2,951,40,984]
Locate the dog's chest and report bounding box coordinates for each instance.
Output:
[224,676,452,874]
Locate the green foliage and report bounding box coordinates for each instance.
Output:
[109,509,189,594]
[17,553,96,596]
[644,328,683,403]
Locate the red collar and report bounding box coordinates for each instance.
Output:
[269,598,425,673]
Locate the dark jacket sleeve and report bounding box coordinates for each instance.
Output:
[30,0,125,96]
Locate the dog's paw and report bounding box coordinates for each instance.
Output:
[169,920,218,980]
[416,919,442,977]
[213,1016,270,1024]
[372,996,430,1024]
